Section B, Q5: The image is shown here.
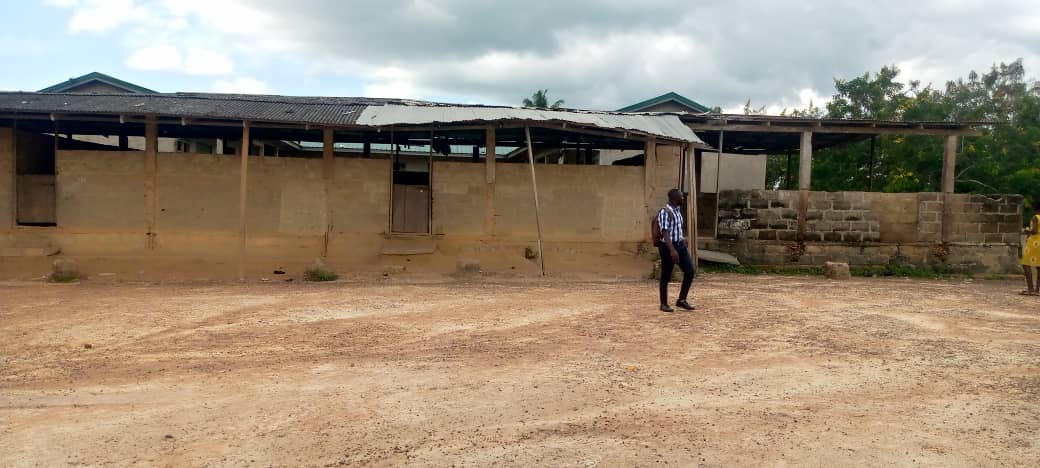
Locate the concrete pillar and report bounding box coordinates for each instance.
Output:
[322,128,334,257]
[237,123,250,281]
[797,131,812,240]
[0,127,15,230]
[144,117,158,250]
[215,138,224,155]
[941,135,957,193]
[940,135,958,243]
[799,131,813,190]
[644,137,657,230]
[484,126,496,235]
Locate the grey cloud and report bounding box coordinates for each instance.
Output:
[164,0,1040,109]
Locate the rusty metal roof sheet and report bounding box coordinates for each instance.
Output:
[356,104,702,143]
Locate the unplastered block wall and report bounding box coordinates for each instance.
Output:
[0,128,13,230]
[432,161,485,235]
[492,162,645,241]
[865,192,922,243]
[717,190,881,242]
[158,153,241,234]
[245,156,325,235]
[805,191,881,242]
[647,144,681,220]
[157,154,390,237]
[331,158,390,235]
[56,150,146,231]
[944,193,1022,244]
[717,189,1023,246]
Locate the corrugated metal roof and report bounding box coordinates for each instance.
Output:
[357,105,702,143]
[681,113,990,128]
[0,91,704,143]
[0,92,379,125]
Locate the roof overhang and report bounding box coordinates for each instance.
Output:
[682,113,987,154]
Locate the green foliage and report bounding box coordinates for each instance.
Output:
[303,269,339,282]
[763,59,1040,218]
[850,264,953,279]
[522,89,564,109]
[50,272,80,283]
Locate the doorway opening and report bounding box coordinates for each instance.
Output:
[390,144,431,234]
[15,130,57,227]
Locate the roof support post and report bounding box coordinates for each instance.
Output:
[524,126,545,276]
[237,122,250,281]
[799,131,813,191]
[484,126,496,236]
[5,122,16,230]
[644,137,657,241]
[144,116,158,250]
[941,135,957,194]
[941,135,958,243]
[713,131,723,240]
[867,135,876,191]
[797,131,813,240]
[322,128,335,258]
[685,145,699,267]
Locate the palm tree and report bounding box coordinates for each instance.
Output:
[522,89,565,109]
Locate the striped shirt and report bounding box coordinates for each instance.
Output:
[658,204,684,244]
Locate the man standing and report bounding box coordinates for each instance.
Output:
[657,188,696,312]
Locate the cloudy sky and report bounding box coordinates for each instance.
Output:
[2,0,1038,112]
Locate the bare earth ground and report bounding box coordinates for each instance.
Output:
[1,274,1038,467]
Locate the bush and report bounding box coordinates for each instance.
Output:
[303,257,338,282]
[303,269,339,282]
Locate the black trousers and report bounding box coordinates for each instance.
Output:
[659,240,695,305]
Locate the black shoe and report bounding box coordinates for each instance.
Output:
[676,300,695,311]
[660,304,674,313]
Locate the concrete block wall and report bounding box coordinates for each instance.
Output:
[719,190,1022,246]
[57,151,147,231]
[718,190,880,242]
[707,189,1024,273]
[157,152,241,234]
[945,193,1023,244]
[432,161,485,235]
[492,162,646,241]
[331,158,391,235]
[647,144,681,223]
[868,192,922,243]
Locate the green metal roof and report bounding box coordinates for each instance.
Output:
[38,72,157,94]
[616,91,711,113]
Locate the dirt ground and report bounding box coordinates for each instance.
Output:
[1,274,1038,467]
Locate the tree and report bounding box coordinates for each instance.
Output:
[522,89,565,109]
[763,60,1040,214]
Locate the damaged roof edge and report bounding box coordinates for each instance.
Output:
[355,104,705,144]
